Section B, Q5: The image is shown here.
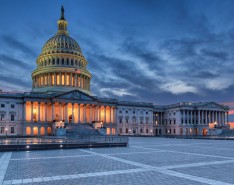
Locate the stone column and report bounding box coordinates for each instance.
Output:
[201,110,204,124]
[23,102,27,121]
[95,106,98,121]
[78,104,80,123]
[38,102,41,122]
[52,103,54,121]
[99,106,101,121]
[31,102,33,122]
[65,103,68,122]
[160,112,163,125]
[83,105,86,123]
[72,103,74,123]
[59,103,62,120]
[223,112,225,125]
[109,106,112,123]
[190,111,192,124]
[45,103,47,122]
[84,77,86,90]
[90,105,92,123]
[227,112,229,125]
[70,73,72,87]
[215,111,218,123]
[104,106,106,123]
[59,72,62,86]
[54,72,56,86]
[65,73,67,86]
[198,110,200,124]
[205,111,207,124]
[75,74,78,87]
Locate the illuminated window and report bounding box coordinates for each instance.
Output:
[78,76,80,87]
[56,74,59,85]
[72,76,74,86]
[40,76,43,86]
[52,74,54,85]
[62,74,65,85]
[45,76,47,86]
[66,75,70,86]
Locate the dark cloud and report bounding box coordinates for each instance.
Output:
[0,54,33,70]
[1,35,37,57]
[200,49,229,60]
[0,73,31,89]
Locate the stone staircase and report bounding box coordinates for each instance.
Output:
[65,123,101,137]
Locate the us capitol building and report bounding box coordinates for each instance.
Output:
[0,7,230,137]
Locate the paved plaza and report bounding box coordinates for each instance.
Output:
[0,137,234,185]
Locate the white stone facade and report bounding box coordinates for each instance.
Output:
[0,8,230,137]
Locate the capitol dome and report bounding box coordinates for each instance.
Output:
[41,34,82,55]
[32,6,91,94]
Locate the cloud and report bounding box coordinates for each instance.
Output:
[0,54,33,70]
[1,35,37,57]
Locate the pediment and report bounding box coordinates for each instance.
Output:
[198,102,226,109]
[54,90,95,101]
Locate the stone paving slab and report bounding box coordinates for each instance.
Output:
[4,155,138,180]
[2,137,234,185]
[113,151,227,167]
[15,170,205,185]
[173,162,234,184]
[11,149,89,159]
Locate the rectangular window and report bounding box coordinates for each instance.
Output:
[11,104,15,108]
[62,74,65,85]
[119,128,122,134]
[0,127,4,134]
[72,76,74,86]
[0,114,4,121]
[40,76,43,86]
[45,76,47,86]
[11,114,14,121]
[1,104,5,108]
[126,128,128,134]
[11,127,14,134]
[66,75,70,86]
[52,74,54,85]
[56,74,60,85]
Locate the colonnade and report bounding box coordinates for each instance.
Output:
[180,110,227,125]
[24,101,116,124]
[32,73,90,91]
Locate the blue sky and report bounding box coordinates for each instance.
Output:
[0,0,234,118]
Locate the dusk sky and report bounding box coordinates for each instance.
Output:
[0,0,234,118]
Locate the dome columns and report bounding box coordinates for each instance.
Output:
[32,72,91,92]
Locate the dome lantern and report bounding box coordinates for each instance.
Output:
[57,6,68,35]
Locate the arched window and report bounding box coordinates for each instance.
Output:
[52,58,55,65]
[66,58,69,65]
[71,59,74,65]
[62,58,64,65]
[57,58,59,65]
